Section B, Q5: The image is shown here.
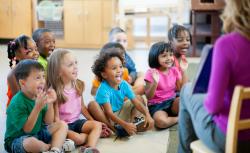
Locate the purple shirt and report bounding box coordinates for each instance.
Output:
[204,32,250,140]
[144,67,181,105]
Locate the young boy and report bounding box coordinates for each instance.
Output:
[89,49,154,137]
[32,28,55,70]
[109,27,145,95]
[4,59,69,153]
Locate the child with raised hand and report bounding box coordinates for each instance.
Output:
[47,49,102,153]
[6,34,39,107]
[145,42,185,129]
[4,59,68,153]
[109,27,145,95]
[32,28,55,70]
[168,24,191,76]
[90,48,154,137]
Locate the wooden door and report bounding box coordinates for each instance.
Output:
[12,0,32,37]
[64,0,84,44]
[83,0,102,46]
[0,0,12,38]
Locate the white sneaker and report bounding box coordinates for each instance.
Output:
[62,139,75,152]
[42,147,62,153]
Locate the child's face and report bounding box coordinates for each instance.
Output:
[37,32,55,58]
[112,32,128,50]
[20,69,45,99]
[16,39,39,61]
[59,53,78,83]
[158,51,174,69]
[172,30,190,56]
[102,57,123,88]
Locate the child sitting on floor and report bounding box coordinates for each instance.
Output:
[4,59,71,153]
[89,48,154,137]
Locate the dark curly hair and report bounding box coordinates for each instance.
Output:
[148,41,174,68]
[7,35,31,68]
[92,48,124,81]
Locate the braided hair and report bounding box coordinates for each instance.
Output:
[7,35,30,68]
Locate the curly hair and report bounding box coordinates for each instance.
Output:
[92,48,124,81]
[221,0,250,39]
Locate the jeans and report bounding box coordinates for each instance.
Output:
[178,83,225,153]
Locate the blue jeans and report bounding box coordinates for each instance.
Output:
[178,83,225,153]
[11,127,52,153]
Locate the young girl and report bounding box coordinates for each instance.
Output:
[47,49,101,153]
[6,34,39,107]
[145,42,185,129]
[32,28,55,69]
[168,24,191,75]
[89,48,154,137]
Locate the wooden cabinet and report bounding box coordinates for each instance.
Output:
[0,0,32,38]
[56,0,115,48]
[64,0,102,47]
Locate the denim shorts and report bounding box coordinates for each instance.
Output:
[148,98,175,117]
[68,119,87,133]
[11,127,52,153]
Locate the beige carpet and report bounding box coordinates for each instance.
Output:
[70,129,169,153]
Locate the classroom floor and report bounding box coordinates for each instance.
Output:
[0,45,199,153]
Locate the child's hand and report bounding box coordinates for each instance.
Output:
[35,90,48,110]
[127,75,133,84]
[124,122,137,136]
[45,88,57,104]
[151,69,159,83]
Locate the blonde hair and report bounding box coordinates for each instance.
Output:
[221,0,250,39]
[47,48,84,104]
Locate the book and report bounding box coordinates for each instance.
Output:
[192,45,213,94]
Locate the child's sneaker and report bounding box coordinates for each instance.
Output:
[79,146,100,153]
[114,124,129,138]
[133,116,147,132]
[42,147,62,153]
[62,139,75,152]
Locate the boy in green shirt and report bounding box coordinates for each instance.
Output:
[4,59,68,153]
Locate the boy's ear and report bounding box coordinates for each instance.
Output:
[19,79,26,87]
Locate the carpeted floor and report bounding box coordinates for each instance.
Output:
[166,124,179,153]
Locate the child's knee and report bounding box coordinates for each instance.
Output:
[91,121,102,131]
[56,120,68,131]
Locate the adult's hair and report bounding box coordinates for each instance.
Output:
[148,42,174,68]
[14,59,44,83]
[221,0,250,39]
